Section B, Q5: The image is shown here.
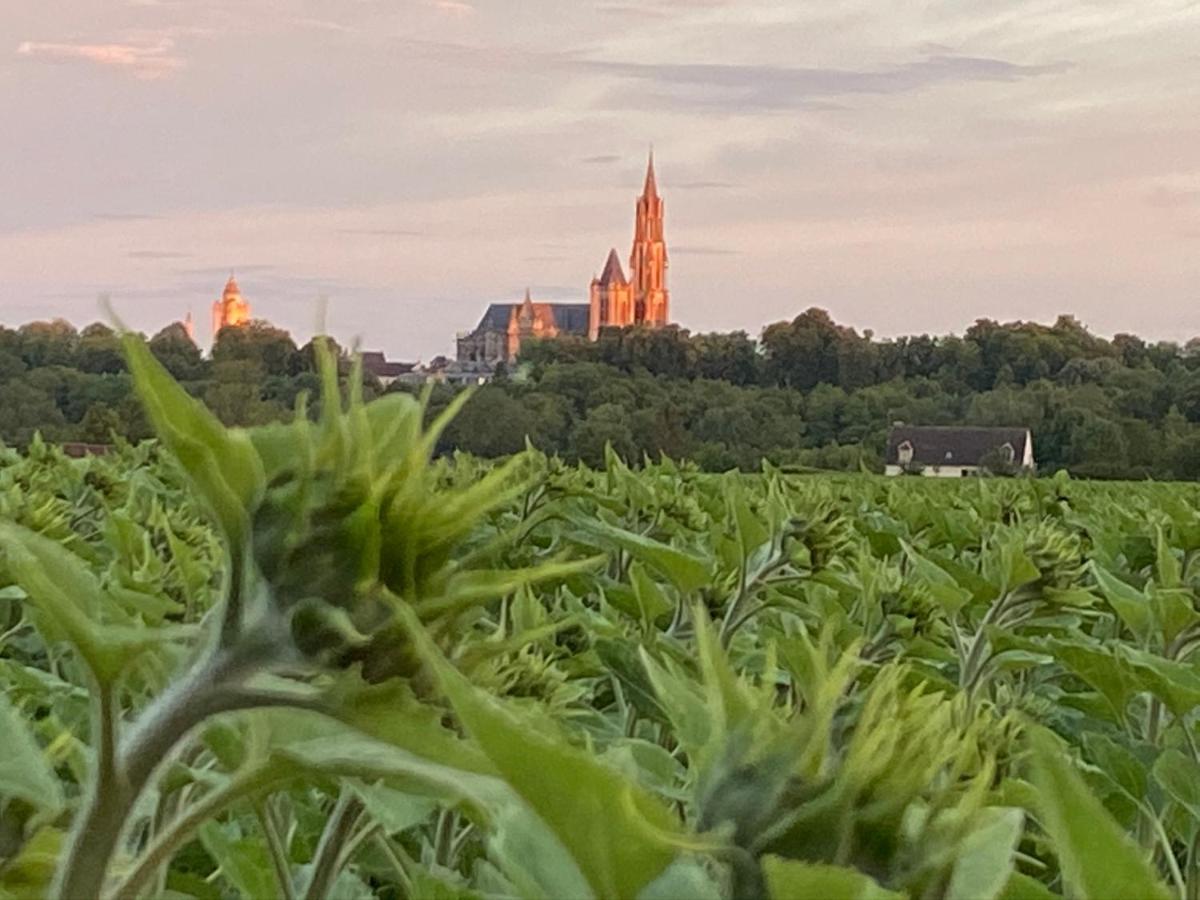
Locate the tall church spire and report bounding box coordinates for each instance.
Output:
[629,149,668,328]
[588,150,670,339]
[642,148,658,200]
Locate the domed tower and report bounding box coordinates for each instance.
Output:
[211,275,252,340]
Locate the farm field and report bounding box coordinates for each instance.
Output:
[2,343,1200,899]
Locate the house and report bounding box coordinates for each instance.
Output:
[60,442,114,459]
[360,351,416,387]
[884,426,1035,477]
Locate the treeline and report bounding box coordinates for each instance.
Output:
[3,311,1200,479]
[434,310,1200,479]
[0,319,378,447]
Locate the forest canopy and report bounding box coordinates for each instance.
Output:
[2,310,1199,480]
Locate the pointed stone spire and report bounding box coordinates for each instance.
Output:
[599,248,627,285]
[642,148,658,200]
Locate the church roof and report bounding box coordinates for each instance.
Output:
[472,302,590,336]
[478,303,514,332]
[548,303,590,334]
[361,351,415,379]
[223,275,241,298]
[597,248,627,285]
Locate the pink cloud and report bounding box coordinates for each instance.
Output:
[16,37,184,80]
[428,0,475,17]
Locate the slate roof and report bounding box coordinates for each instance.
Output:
[360,351,415,379]
[471,302,590,336]
[552,304,590,334]
[885,426,1031,467]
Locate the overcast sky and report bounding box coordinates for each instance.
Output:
[3,0,1199,359]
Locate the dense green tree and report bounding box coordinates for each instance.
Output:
[571,403,637,468]
[18,320,79,369]
[204,360,287,426]
[149,323,203,380]
[78,403,124,444]
[0,380,66,445]
[692,331,760,385]
[440,387,539,457]
[212,320,298,376]
[76,324,125,375]
[761,307,847,390]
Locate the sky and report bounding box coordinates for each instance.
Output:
[3,0,1199,360]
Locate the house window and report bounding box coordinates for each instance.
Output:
[962,469,970,477]
[897,441,914,465]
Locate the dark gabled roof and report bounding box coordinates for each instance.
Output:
[476,303,515,332]
[550,303,590,335]
[360,351,415,378]
[471,302,590,336]
[886,426,1031,467]
[60,442,114,458]
[597,248,627,286]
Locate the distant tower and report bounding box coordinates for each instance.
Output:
[629,150,669,327]
[211,274,252,340]
[589,249,633,340]
[588,151,670,337]
[509,288,537,359]
[184,310,195,343]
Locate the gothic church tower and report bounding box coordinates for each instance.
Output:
[589,151,670,338]
[629,151,669,328]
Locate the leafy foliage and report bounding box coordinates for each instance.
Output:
[1,333,1200,898]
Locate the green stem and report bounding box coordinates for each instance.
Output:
[1188,828,1200,900]
[372,832,415,899]
[432,808,456,867]
[1145,806,1187,899]
[53,680,125,900]
[107,767,285,900]
[54,634,303,900]
[302,788,365,900]
[1147,698,1164,746]
[720,552,790,647]
[256,798,297,900]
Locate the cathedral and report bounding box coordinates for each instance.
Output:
[588,152,670,339]
[211,275,252,340]
[457,152,671,365]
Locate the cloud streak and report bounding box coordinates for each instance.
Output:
[427,0,475,17]
[16,37,184,79]
[128,250,191,259]
[673,245,740,256]
[585,53,1071,111]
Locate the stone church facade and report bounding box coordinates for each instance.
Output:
[457,152,671,365]
[456,290,590,365]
